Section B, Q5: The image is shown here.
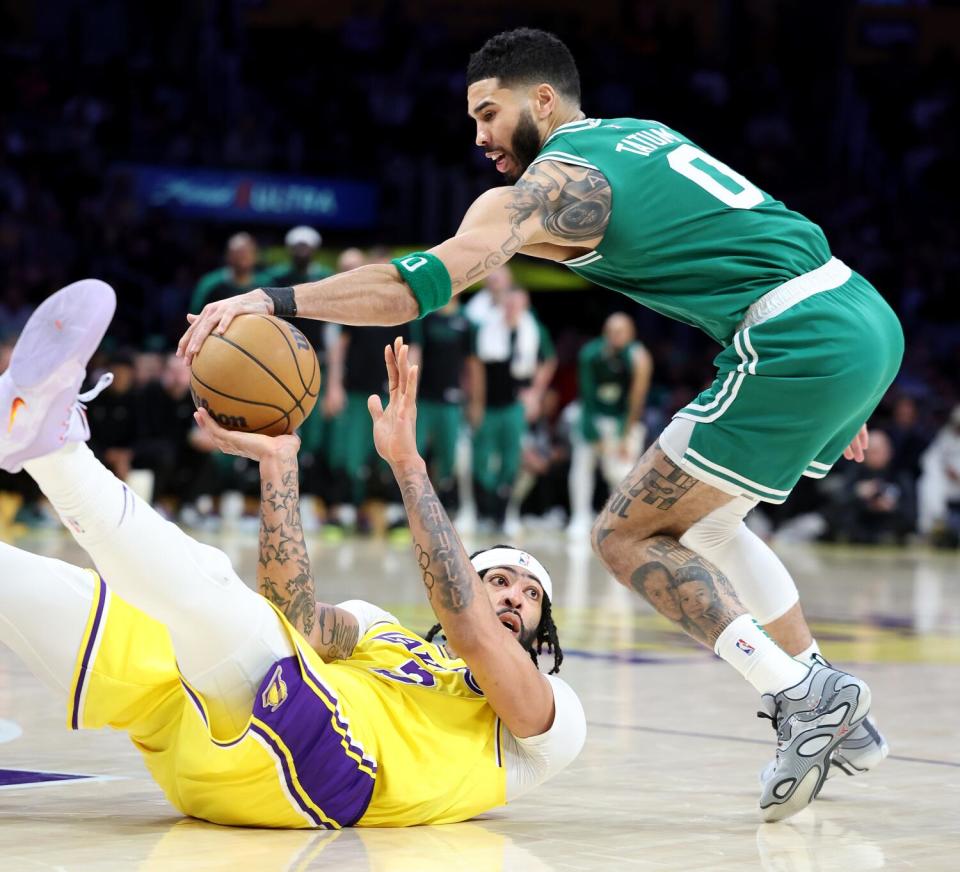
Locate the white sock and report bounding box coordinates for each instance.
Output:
[715,614,810,696]
[794,639,822,666]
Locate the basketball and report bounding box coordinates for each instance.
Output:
[189,314,320,436]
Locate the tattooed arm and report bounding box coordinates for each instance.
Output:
[369,338,556,737]
[257,449,359,660]
[179,162,611,359]
[194,408,359,662]
[438,161,611,292]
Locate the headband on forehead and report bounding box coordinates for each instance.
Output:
[470,547,553,601]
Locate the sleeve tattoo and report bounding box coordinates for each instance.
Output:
[450,161,612,290]
[399,471,477,613]
[258,462,317,638]
[511,161,612,243]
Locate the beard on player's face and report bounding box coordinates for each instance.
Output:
[503,107,543,183]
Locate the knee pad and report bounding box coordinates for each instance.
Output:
[679,496,799,624]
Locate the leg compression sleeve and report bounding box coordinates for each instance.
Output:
[679,496,800,624]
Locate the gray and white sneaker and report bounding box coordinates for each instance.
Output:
[760,714,889,784]
[832,715,889,775]
[758,659,872,822]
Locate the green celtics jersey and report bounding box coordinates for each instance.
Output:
[578,338,637,437]
[533,118,832,345]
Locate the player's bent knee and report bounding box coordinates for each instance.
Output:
[678,495,755,551]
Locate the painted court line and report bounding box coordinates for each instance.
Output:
[588,721,960,768]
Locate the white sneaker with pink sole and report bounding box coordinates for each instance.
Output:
[0,279,116,473]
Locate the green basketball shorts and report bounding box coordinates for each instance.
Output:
[660,261,904,504]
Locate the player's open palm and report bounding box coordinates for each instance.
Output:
[194,407,300,462]
[368,337,421,469]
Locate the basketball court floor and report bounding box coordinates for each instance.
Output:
[1,526,957,871]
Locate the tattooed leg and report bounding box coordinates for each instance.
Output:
[590,442,747,647]
[624,535,745,647]
[589,443,812,696]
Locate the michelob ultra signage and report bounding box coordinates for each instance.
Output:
[121,164,378,228]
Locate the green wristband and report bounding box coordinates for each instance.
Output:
[391,252,452,318]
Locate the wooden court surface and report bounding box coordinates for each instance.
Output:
[1,528,958,871]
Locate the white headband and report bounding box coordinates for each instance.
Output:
[470,547,553,601]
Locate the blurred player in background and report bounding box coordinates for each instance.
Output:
[471,287,555,533]
[190,232,261,313]
[181,27,901,821]
[567,313,653,538]
[0,282,585,829]
[409,298,483,515]
[259,226,338,531]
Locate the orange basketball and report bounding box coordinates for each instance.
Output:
[190,314,320,436]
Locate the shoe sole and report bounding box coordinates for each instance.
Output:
[9,279,116,389]
[759,730,889,784]
[761,680,872,823]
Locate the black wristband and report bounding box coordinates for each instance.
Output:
[262,286,297,318]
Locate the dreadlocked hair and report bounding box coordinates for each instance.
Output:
[424,544,564,675]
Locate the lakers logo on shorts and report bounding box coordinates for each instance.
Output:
[261,664,288,712]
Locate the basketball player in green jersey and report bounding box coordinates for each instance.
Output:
[180,28,900,821]
[568,312,653,538]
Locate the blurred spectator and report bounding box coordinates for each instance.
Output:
[886,394,933,481]
[917,406,960,547]
[134,349,165,389]
[189,233,261,313]
[823,430,916,545]
[87,350,141,481]
[133,354,214,510]
[261,226,332,288]
[465,266,513,323]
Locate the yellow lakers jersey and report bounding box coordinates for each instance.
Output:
[70,575,509,828]
[329,619,507,826]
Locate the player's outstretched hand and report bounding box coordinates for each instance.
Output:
[368,336,421,469]
[194,407,300,463]
[842,423,870,463]
[177,290,273,364]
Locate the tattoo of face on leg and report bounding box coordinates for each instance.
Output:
[628,536,744,647]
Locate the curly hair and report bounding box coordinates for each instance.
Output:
[424,544,564,675]
[466,28,580,104]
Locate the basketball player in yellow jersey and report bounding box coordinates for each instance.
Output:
[0,280,586,828]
